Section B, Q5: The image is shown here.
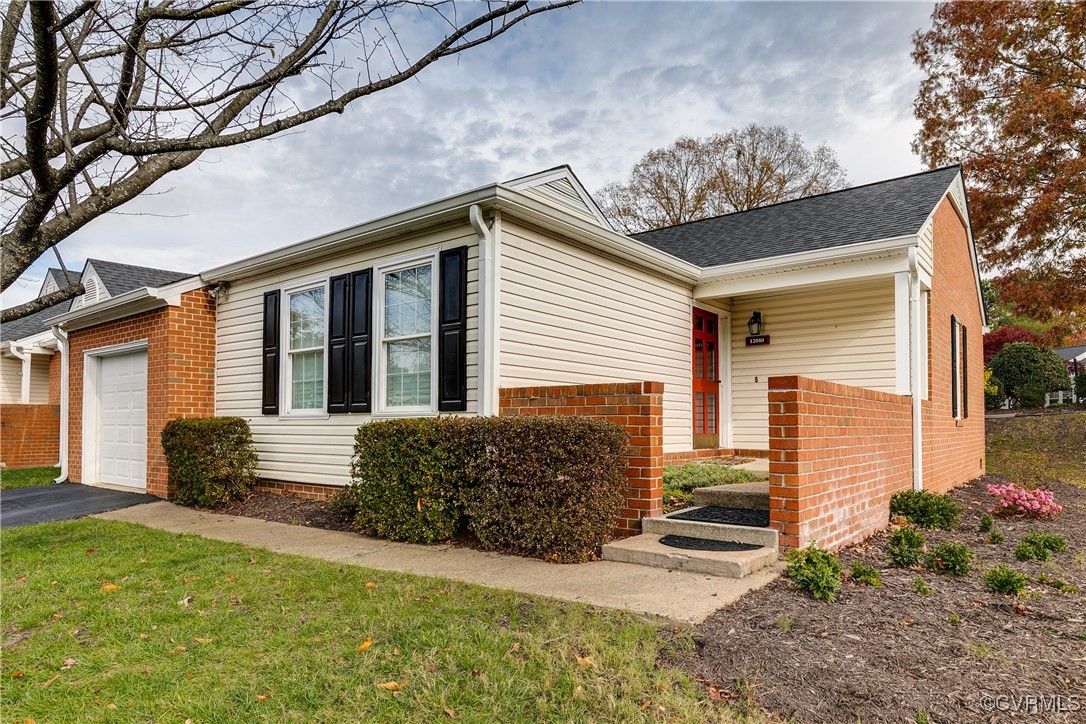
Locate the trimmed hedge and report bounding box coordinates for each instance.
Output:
[161,417,258,507]
[334,415,628,562]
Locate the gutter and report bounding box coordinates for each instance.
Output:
[8,343,32,404]
[909,247,924,491]
[51,327,69,483]
[470,204,501,415]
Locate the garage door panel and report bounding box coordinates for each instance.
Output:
[98,350,148,490]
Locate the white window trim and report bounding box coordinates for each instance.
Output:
[373,250,440,417]
[280,276,330,419]
[952,315,965,420]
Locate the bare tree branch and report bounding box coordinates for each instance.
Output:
[1,282,85,324]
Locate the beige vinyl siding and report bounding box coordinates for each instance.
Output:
[215,223,479,486]
[498,219,695,451]
[730,279,897,449]
[0,356,21,403]
[29,355,50,404]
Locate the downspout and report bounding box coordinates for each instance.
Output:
[51,327,70,483]
[470,204,501,415]
[909,248,924,491]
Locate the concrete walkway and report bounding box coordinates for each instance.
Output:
[96,502,782,623]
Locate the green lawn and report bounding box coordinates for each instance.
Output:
[0,466,59,491]
[986,412,1086,486]
[1,519,744,723]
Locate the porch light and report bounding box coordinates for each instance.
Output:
[746,311,763,336]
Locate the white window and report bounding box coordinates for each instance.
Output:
[284,283,327,414]
[376,257,437,413]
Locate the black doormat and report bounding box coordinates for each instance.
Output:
[669,505,770,528]
[658,535,763,552]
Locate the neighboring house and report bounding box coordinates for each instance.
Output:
[1054,344,1086,403]
[43,165,986,551]
[0,261,189,470]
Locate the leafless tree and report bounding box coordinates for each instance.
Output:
[1,0,577,322]
[597,124,849,234]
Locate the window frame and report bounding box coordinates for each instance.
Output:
[280,276,330,418]
[373,251,440,417]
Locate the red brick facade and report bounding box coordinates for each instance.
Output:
[48,353,61,405]
[0,404,60,469]
[922,198,986,491]
[768,376,913,550]
[663,448,771,464]
[498,382,665,536]
[67,289,215,497]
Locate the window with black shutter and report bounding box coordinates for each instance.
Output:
[261,290,280,414]
[438,246,468,411]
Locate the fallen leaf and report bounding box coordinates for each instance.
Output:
[11,671,23,679]
[41,675,59,687]
[171,646,187,655]
[194,638,214,644]
[178,595,193,607]
[470,668,482,677]
[61,658,76,670]
[105,703,116,710]
[100,583,119,592]
[575,654,594,668]
[138,633,148,640]
[248,557,258,565]
[85,549,95,556]
[444,707,458,719]
[392,647,400,656]
[641,699,653,710]
[51,614,62,620]
[255,694,267,702]
[376,680,408,691]
[16,576,27,582]
[572,685,583,700]
[365,581,377,589]
[356,637,373,653]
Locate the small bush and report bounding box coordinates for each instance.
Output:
[1076,372,1086,401]
[988,530,1005,544]
[987,483,1062,517]
[887,528,926,568]
[925,542,973,576]
[161,417,258,508]
[1015,382,1048,409]
[890,490,962,529]
[850,561,882,587]
[1015,531,1068,562]
[662,463,760,494]
[785,544,843,602]
[989,342,1069,405]
[984,368,1005,410]
[984,564,1028,595]
[978,514,993,533]
[913,576,932,596]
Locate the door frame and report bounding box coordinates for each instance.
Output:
[82,340,149,489]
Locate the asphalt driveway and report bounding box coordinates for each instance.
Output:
[1,483,156,529]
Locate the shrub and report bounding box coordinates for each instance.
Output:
[984,564,1028,595]
[890,490,962,529]
[161,417,258,508]
[337,415,628,562]
[850,561,882,587]
[785,544,843,602]
[1015,531,1068,562]
[983,369,1005,410]
[988,530,1005,544]
[662,463,760,494]
[925,543,973,576]
[1076,372,1086,401]
[1015,382,1048,409]
[989,342,1069,405]
[987,483,1062,516]
[913,576,932,596]
[978,514,993,533]
[887,528,926,568]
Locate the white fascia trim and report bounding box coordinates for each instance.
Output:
[695,251,910,299]
[918,170,987,326]
[44,275,204,331]
[698,234,918,282]
[502,165,614,230]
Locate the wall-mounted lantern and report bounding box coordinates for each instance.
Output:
[745,311,770,346]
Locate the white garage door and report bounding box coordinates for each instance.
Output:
[98,350,148,490]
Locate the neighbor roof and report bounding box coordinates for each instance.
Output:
[1,303,67,342]
[88,259,192,296]
[1055,344,1086,362]
[631,165,962,268]
[42,267,82,294]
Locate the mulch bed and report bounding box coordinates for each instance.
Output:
[671,476,1086,723]
[214,492,355,532]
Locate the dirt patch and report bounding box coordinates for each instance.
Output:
[674,477,1086,722]
[214,493,355,532]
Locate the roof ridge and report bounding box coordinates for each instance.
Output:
[86,257,192,276]
[634,164,962,237]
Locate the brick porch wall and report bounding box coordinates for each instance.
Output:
[48,353,61,404]
[663,448,771,464]
[768,375,913,551]
[68,289,215,497]
[0,404,60,468]
[498,381,665,536]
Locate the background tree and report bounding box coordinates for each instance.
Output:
[989,342,1070,408]
[597,124,849,234]
[913,1,1086,342]
[983,325,1044,365]
[0,0,576,322]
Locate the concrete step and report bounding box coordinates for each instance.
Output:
[602,534,778,578]
[733,458,771,479]
[642,507,778,550]
[693,481,770,509]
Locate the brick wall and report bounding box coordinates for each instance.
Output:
[68,289,215,497]
[768,375,913,550]
[923,197,986,491]
[663,448,771,464]
[255,479,335,501]
[1,404,60,468]
[48,353,61,405]
[498,381,664,536]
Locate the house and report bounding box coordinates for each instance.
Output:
[1054,344,1086,403]
[0,260,190,470]
[40,165,986,553]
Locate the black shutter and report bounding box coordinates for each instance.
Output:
[950,316,959,419]
[348,269,373,413]
[327,274,350,413]
[261,290,280,415]
[961,324,969,419]
[438,246,468,412]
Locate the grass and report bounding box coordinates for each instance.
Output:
[1,519,741,723]
[0,466,59,491]
[986,412,1086,486]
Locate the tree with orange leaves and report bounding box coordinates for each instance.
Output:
[912,1,1086,342]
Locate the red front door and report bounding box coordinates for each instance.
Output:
[692,307,720,449]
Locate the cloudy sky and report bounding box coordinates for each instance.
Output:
[5,0,937,308]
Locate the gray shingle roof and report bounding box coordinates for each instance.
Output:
[88,259,192,296]
[43,267,81,292]
[1,303,67,342]
[631,166,962,268]
[1055,344,1086,361]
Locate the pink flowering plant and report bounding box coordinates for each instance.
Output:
[986,483,1063,517]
